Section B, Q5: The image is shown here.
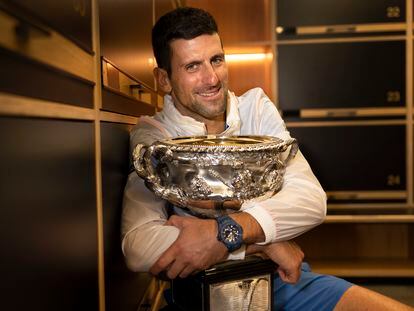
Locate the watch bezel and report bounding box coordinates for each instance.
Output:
[216,215,243,252]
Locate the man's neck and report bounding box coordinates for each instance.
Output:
[205,118,226,134]
[171,99,227,134]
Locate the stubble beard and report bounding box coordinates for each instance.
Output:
[171,81,229,121]
[191,85,228,120]
[195,93,227,120]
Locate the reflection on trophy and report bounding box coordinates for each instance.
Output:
[133,135,298,310]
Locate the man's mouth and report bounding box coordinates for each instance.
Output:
[197,87,221,98]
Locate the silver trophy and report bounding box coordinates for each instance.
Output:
[133,135,298,217]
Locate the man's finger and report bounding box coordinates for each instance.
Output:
[165,215,180,226]
[166,260,187,279]
[278,267,301,284]
[277,268,288,283]
[187,200,242,210]
[165,215,188,230]
[222,200,242,210]
[150,248,176,276]
[187,200,214,209]
[179,265,198,279]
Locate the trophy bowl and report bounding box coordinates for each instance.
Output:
[133,135,298,217]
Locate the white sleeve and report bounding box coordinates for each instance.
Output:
[241,89,327,243]
[121,172,180,272]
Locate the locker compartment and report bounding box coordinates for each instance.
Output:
[186,0,271,45]
[0,0,92,53]
[102,88,155,117]
[0,47,94,108]
[99,0,155,89]
[101,59,156,116]
[295,223,414,278]
[102,58,156,116]
[277,0,405,36]
[0,117,98,310]
[101,122,151,310]
[288,122,406,202]
[278,41,405,113]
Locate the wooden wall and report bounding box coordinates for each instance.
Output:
[0,0,169,310]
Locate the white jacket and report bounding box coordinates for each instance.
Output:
[122,88,327,272]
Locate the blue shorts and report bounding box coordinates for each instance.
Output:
[274,262,353,311]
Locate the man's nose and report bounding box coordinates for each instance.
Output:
[201,63,219,85]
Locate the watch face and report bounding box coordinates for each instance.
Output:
[222,224,241,243]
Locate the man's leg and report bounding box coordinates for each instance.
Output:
[274,263,413,311]
[334,285,413,311]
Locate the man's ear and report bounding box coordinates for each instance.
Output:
[154,67,172,94]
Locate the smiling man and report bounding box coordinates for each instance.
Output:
[121,7,413,311]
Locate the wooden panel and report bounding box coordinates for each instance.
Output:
[409,224,414,259]
[154,0,175,22]
[0,47,94,108]
[101,122,152,311]
[99,0,155,88]
[186,0,271,46]
[0,117,98,310]
[102,87,155,117]
[295,223,411,260]
[0,93,95,120]
[309,259,414,277]
[227,56,272,97]
[0,9,94,81]
[102,58,156,107]
[2,0,93,53]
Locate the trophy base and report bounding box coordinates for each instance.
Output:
[171,256,275,311]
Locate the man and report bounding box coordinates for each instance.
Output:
[122,7,413,311]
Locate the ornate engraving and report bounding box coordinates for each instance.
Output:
[232,169,254,192]
[189,175,213,197]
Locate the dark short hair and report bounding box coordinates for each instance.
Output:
[152,7,219,75]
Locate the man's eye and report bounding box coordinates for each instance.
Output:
[212,57,224,66]
[186,63,199,72]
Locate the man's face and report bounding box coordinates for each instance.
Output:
[166,33,229,122]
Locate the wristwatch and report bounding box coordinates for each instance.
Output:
[216,215,243,252]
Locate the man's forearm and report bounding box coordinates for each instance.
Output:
[245,243,265,256]
[229,212,265,244]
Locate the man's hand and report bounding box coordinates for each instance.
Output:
[247,241,304,284]
[263,241,304,284]
[150,215,228,279]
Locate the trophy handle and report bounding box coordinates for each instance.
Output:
[133,144,179,202]
[132,143,149,178]
[133,143,170,179]
[282,138,299,166]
